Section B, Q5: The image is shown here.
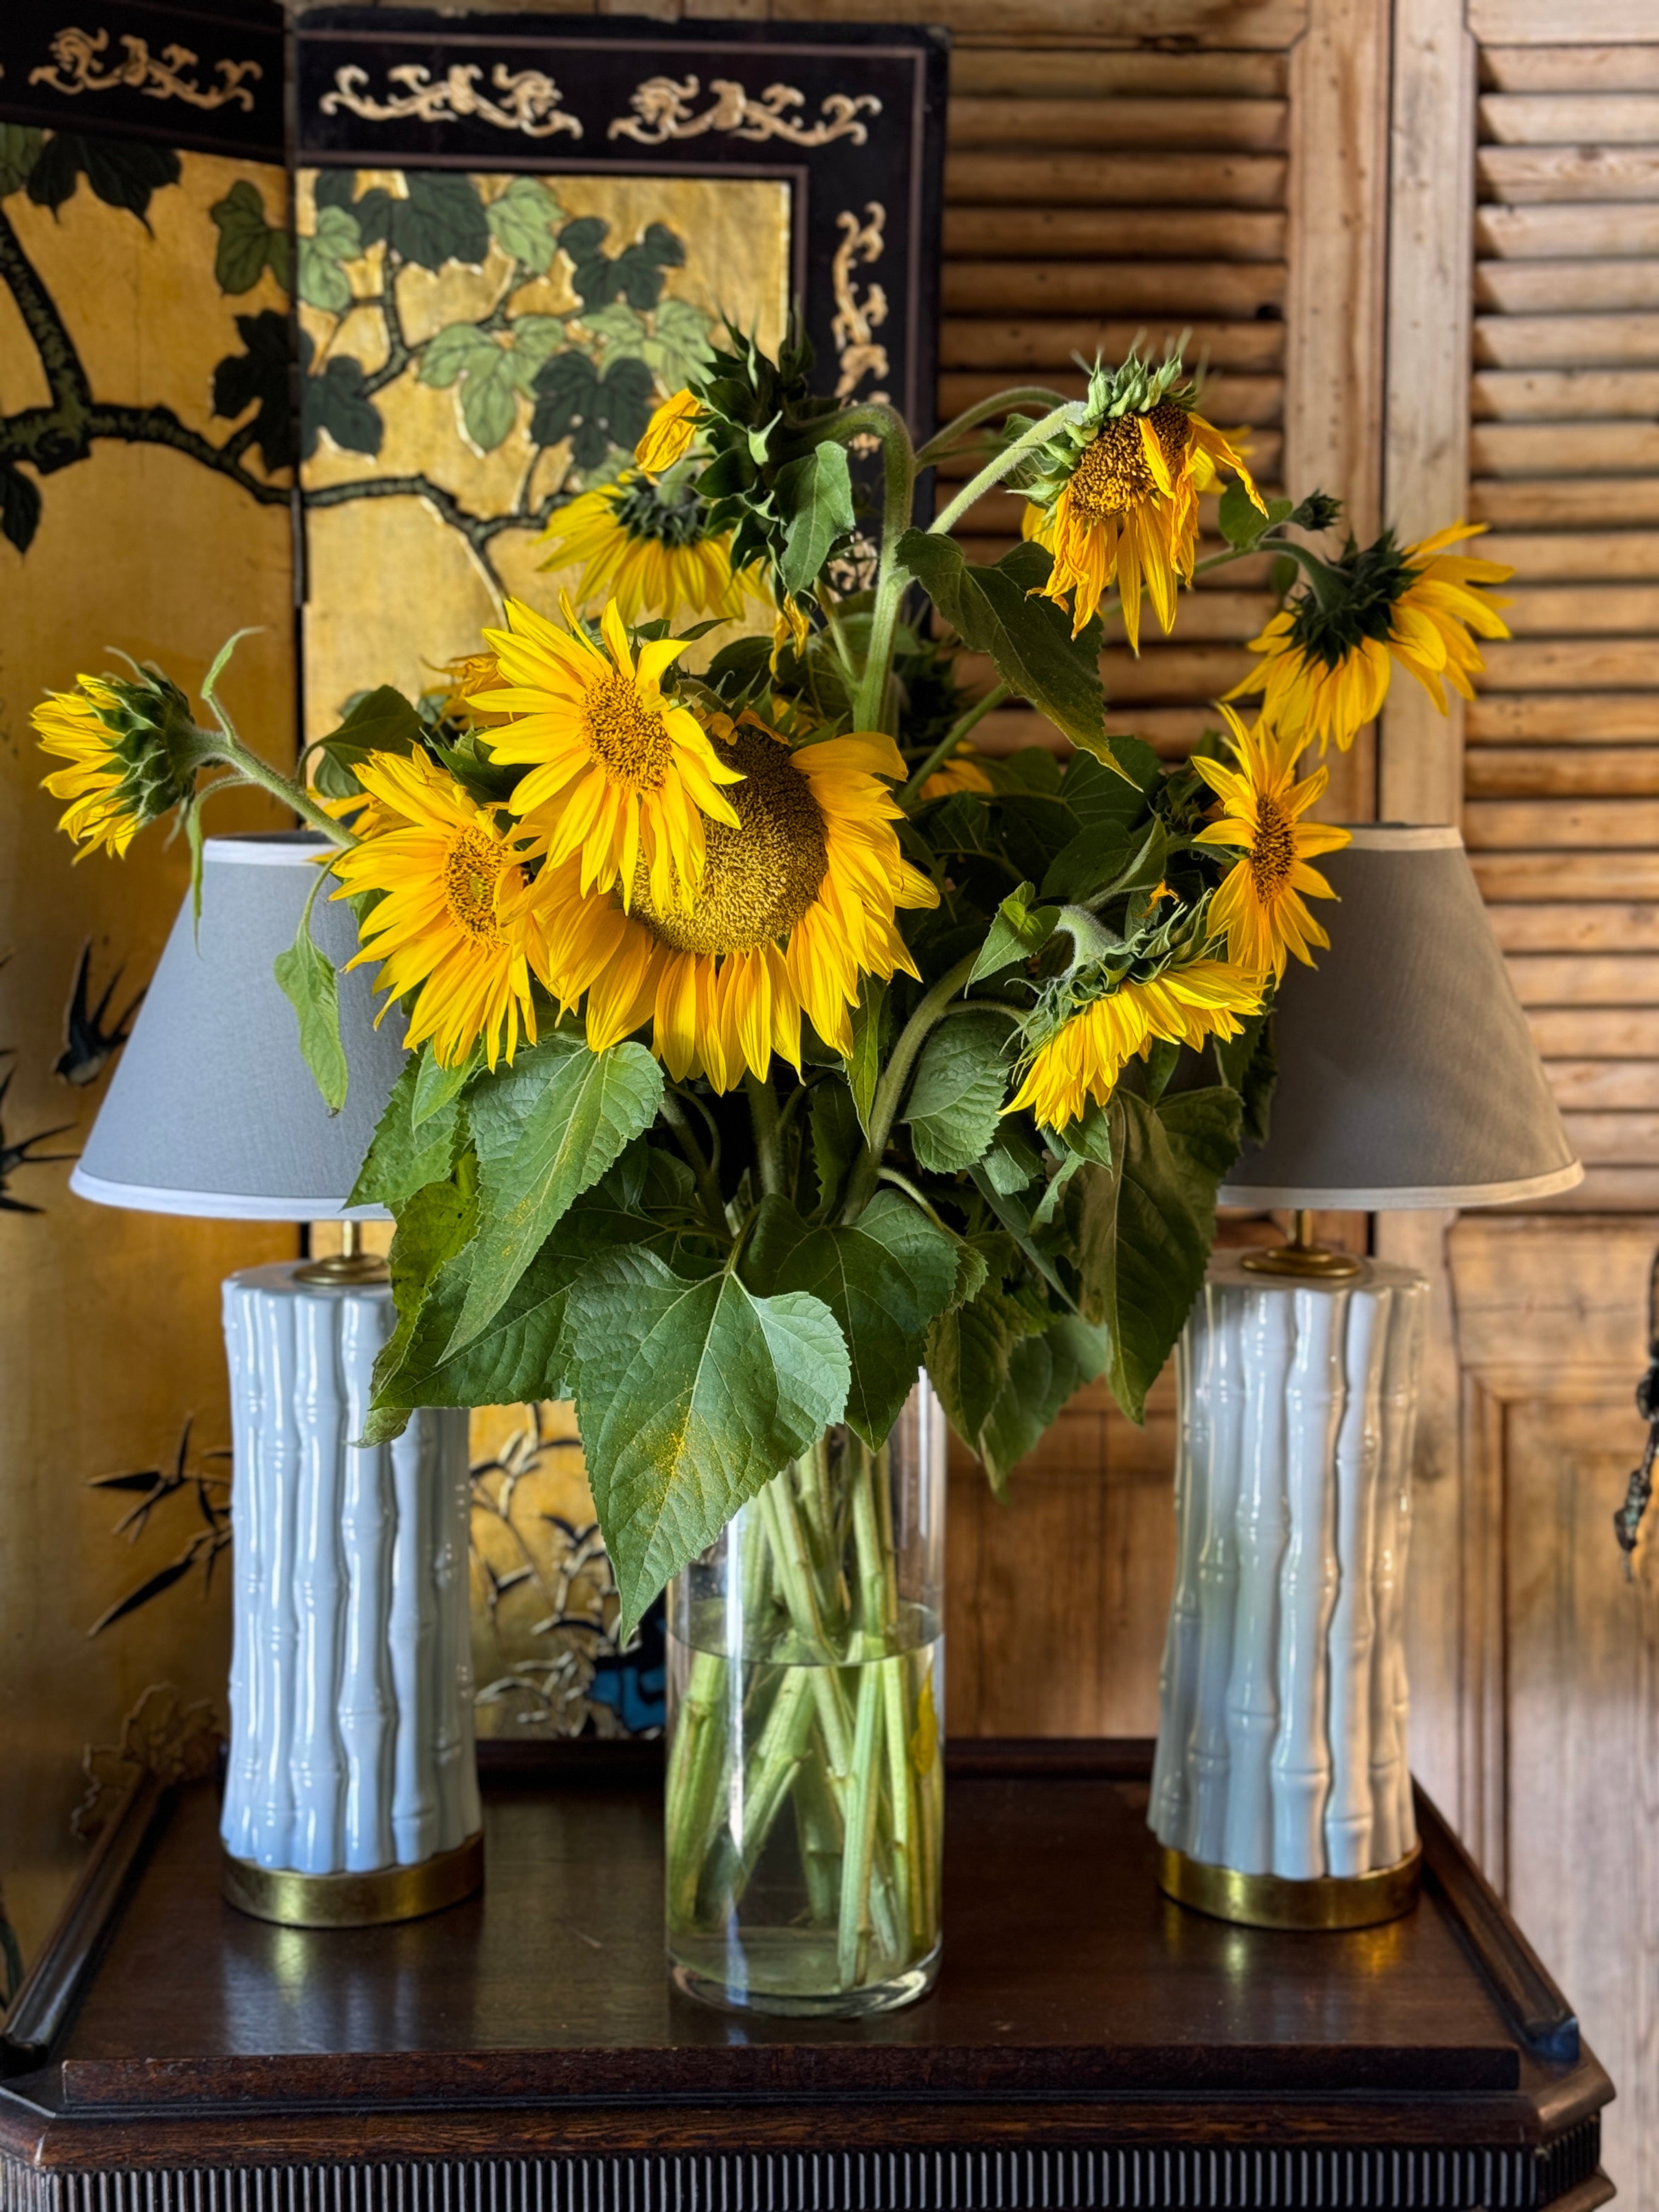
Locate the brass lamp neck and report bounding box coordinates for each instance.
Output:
[295,1216,390,1286]
[1239,1207,1363,1282]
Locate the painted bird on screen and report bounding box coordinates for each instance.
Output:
[57,938,145,1087]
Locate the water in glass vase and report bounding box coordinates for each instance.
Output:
[665,1381,946,2017]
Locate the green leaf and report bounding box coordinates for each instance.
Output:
[1058,1086,1242,1422]
[297,203,363,313]
[1218,479,1294,552]
[925,1283,1043,1468]
[565,1250,851,1638]
[1043,815,1166,906]
[977,1317,1107,1494]
[982,1120,1043,1196]
[449,1036,664,1352]
[349,1057,465,1211]
[898,531,1125,774]
[904,1011,1011,1175]
[273,888,348,1114]
[844,980,887,1141]
[391,171,489,273]
[969,883,1058,985]
[580,301,648,356]
[486,176,563,272]
[645,296,716,391]
[363,1170,479,1445]
[371,1184,675,1420]
[0,465,42,555]
[413,1042,479,1128]
[1213,1006,1277,1147]
[302,353,382,460]
[210,178,278,295]
[418,322,500,390]
[809,1079,861,1217]
[0,126,44,200]
[459,348,521,453]
[744,1190,960,1447]
[310,684,421,798]
[776,441,856,599]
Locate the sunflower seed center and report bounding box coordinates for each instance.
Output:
[444,828,509,944]
[584,670,673,792]
[1248,794,1297,903]
[635,728,828,957]
[1067,402,1192,523]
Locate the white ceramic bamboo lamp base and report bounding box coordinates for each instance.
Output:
[218,1260,480,1928]
[71,836,484,1928]
[1150,828,1583,1931]
[1149,1244,1426,1929]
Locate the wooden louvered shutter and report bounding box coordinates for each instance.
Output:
[935,46,1289,764]
[922,1,1388,832]
[1462,26,1659,1210]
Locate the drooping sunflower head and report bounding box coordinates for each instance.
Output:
[635,387,702,476]
[1227,522,1513,753]
[473,595,743,919]
[1018,352,1266,650]
[330,748,550,1071]
[534,718,938,1091]
[536,470,769,630]
[1008,919,1264,1136]
[1190,703,1351,981]
[34,665,203,859]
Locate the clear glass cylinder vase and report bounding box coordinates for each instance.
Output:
[665,1375,946,2017]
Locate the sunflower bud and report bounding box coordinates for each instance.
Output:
[635,388,701,476]
[34,666,207,859]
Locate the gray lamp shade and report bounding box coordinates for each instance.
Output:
[71,832,407,1221]
[1218,824,1582,1210]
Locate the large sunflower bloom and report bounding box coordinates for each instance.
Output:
[1026,401,1263,649]
[534,720,938,1090]
[1008,961,1264,1133]
[475,596,742,918]
[1226,522,1512,753]
[1191,706,1351,980]
[35,668,199,859]
[537,472,768,629]
[330,749,549,1070]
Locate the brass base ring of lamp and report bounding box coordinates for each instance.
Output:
[222,1831,484,1927]
[1156,1842,1421,1931]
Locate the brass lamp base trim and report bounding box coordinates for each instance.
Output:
[222,1832,484,1927]
[1157,1843,1422,1931]
[1239,1243,1364,1281]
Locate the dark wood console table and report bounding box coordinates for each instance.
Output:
[0,1742,1614,2212]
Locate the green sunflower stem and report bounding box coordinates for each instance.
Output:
[201,731,358,848]
[914,386,1072,471]
[660,1091,731,1241]
[899,680,1011,810]
[841,951,979,1224]
[843,406,918,736]
[744,1071,784,1199]
[927,400,1080,541]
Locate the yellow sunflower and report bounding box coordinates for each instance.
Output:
[35,668,199,859]
[919,743,995,804]
[533,719,938,1090]
[475,596,742,918]
[536,472,768,629]
[1007,961,1264,1133]
[1191,706,1351,980]
[330,749,550,1071]
[636,388,701,475]
[1227,522,1512,753]
[1018,359,1264,650]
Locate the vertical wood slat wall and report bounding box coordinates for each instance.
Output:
[935,45,1287,765]
[1464,32,1659,1209]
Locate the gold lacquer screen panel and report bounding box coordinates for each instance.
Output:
[0,117,295,1974]
[296,166,791,733]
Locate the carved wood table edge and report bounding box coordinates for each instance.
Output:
[0,1742,1615,2212]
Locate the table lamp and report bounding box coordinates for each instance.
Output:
[1148,825,1581,1928]
[71,832,482,1928]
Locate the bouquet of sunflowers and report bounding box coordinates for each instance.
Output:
[36,336,1508,2009]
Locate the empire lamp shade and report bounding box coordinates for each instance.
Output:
[1218,824,1582,1210]
[71,832,407,1221]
